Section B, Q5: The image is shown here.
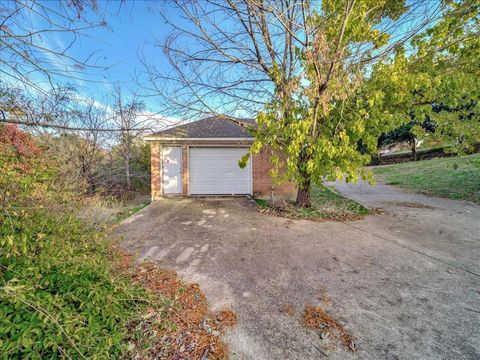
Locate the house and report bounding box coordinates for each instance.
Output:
[145,116,296,200]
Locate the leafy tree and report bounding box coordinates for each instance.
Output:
[369,0,480,156]
[146,0,455,207]
[378,116,436,160]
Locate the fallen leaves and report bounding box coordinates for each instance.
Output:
[278,287,356,354]
[279,304,295,316]
[119,258,236,359]
[257,200,364,222]
[317,287,332,305]
[385,201,434,209]
[303,304,356,352]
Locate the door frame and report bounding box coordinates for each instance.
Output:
[187,145,252,196]
[161,146,183,195]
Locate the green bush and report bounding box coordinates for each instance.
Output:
[0,127,151,358]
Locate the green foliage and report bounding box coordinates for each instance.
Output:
[245,0,415,203]
[370,1,480,153]
[378,117,436,156]
[251,100,375,186]
[0,133,150,358]
[129,141,151,191]
[115,202,148,222]
[247,0,479,206]
[373,154,480,203]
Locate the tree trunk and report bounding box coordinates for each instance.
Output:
[412,145,417,161]
[125,156,131,190]
[295,178,311,208]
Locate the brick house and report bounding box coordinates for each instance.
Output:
[145,116,296,200]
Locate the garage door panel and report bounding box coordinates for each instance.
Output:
[189,147,251,195]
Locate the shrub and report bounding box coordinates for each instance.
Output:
[0,129,149,358]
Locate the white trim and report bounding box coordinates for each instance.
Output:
[186,144,190,196]
[250,152,253,196]
[158,144,165,195]
[145,137,254,141]
[161,146,182,194]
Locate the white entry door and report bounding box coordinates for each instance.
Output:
[189,147,252,195]
[162,146,182,194]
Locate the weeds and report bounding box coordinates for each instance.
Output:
[0,128,235,358]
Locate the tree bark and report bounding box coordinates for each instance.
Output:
[412,143,417,161]
[295,177,311,208]
[409,139,418,161]
[125,154,131,190]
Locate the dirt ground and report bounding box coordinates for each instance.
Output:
[115,181,480,359]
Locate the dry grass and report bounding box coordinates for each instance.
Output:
[256,184,369,222]
[257,200,365,222]
[279,304,296,316]
[76,193,149,228]
[114,251,236,359]
[303,304,356,352]
[317,287,332,305]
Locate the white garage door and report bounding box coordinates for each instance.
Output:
[189,147,252,195]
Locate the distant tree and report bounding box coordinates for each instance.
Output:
[95,138,151,195]
[130,139,151,188]
[378,115,436,160]
[111,87,147,191]
[51,101,112,194]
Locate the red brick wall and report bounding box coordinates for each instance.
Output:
[252,147,296,200]
[149,141,296,200]
[182,145,189,195]
[150,141,161,200]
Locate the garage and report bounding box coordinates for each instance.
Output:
[189,147,252,195]
[146,116,295,199]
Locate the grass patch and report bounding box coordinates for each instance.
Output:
[373,154,480,204]
[116,201,149,222]
[256,184,369,221]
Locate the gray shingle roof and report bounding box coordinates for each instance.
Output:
[147,116,255,139]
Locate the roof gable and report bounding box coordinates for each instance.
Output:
[146,116,255,139]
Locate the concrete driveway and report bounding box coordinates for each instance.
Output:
[116,183,480,360]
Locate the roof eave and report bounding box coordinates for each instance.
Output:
[144,136,255,142]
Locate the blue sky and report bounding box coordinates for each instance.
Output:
[2,0,443,118]
[60,1,173,111]
[5,1,180,113]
